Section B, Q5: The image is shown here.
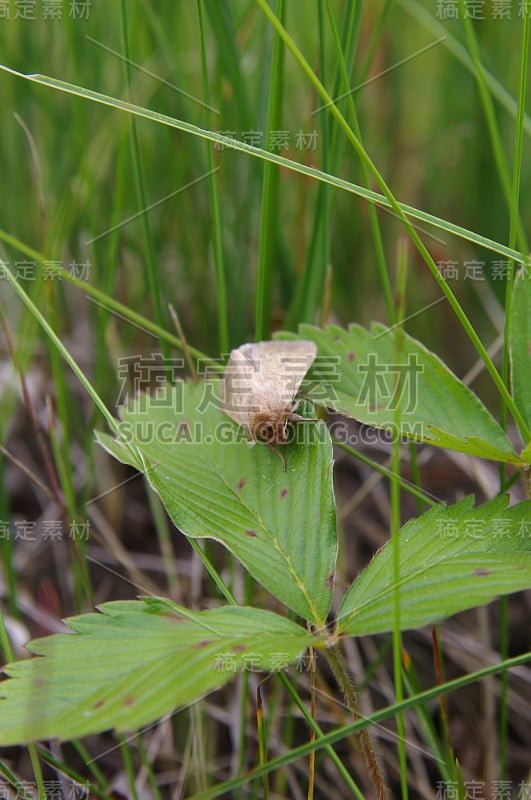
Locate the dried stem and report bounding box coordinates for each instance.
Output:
[324,642,389,800]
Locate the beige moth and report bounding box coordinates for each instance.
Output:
[222,340,317,445]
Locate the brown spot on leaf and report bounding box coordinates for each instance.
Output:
[94,699,105,709]
[195,640,212,649]
[124,695,136,706]
[237,477,247,491]
[108,791,127,800]
[325,572,334,587]
[280,488,289,499]
[176,421,192,441]
[246,530,258,537]
[232,644,247,653]
[473,568,492,577]
[347,352,355,362]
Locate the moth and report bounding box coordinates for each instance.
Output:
[222,340,317,446]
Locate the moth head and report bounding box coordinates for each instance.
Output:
[249,412,289,445]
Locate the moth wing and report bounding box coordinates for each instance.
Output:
[221,345,260,429]
[249,340,317,406]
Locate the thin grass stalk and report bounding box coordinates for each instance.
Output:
[0,454,17,615]
[120,1,169,364]
[1,69,527,266]
[119,734,139,800]
[391,240,408,798]
[279,671,366,798]
[0,233,215,368]
[325,643,389,800]
[499,11,531,782]
[255,0,285,341]
[186,652,531,800]
[459,0,527,252]
[253,0,530,441]
[197,0,229,353]
[323,0,393,321]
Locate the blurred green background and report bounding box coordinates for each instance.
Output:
[1,0,528,362]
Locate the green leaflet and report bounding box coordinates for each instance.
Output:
[337,496,531,636]
[277,324,521,462]
[97,381,337,624]
[0,600,315,745]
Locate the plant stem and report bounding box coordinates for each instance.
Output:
[324,642,389,800]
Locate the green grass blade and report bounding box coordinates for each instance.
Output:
[253,0,530,442]
[501,17,531,779]
[187,652,531,800]
[204,0,252,128]
[510,270,531,435]
[391,249,408,798]
[458,0,527,252]
[0,232,215,367]
[197,0,229,353]
[0,65,526,265]
[1,262,118,434]
[255,0,286,340]
[503,15,531,434]
[120,1,169,363]
[323,0,393,321]
[399,0,531,138]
